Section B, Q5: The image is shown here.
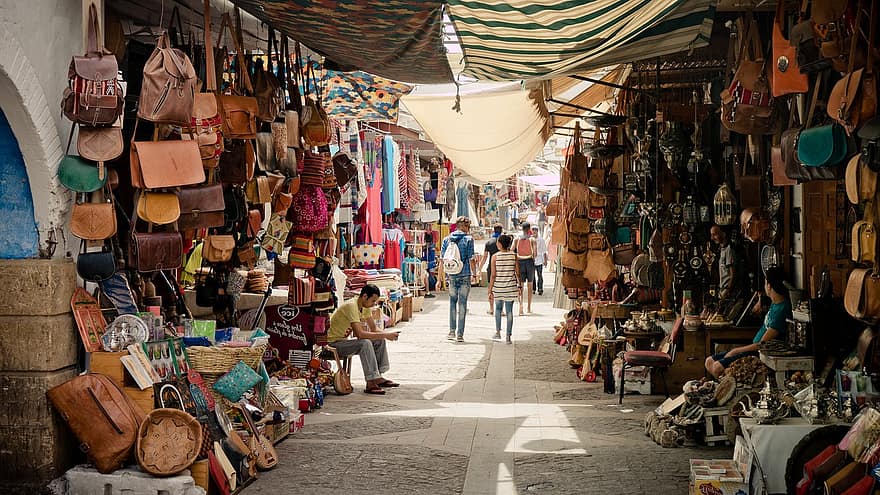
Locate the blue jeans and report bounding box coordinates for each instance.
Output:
[448,275,471,336]
[495,300,514,336]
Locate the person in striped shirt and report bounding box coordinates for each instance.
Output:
[489,234,521,344]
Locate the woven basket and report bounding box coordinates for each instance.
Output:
[189,345,267,407]
[136,408,203,476]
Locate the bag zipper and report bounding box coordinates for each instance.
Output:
[152,81,171,118]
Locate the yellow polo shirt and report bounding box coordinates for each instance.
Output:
[328,298,372,342]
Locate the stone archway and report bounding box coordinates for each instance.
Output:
[0,24,68,257]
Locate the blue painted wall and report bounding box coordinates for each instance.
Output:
[0,108,39,258]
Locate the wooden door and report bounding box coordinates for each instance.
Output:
[802,180,850,297]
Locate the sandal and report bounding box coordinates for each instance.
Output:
[378,380,400,388]
[364,386,386,395]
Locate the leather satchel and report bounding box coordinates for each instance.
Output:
[136,191,181,225]
[846,155,877,204]
[798,124,848,167]
[138,32,197,125]
[215,14,258,140]
[203,235,236,263]
[129,231,183,272]
[851,221,876,264]
[561,249,587,271]
[71,194,116,240]
[845,268,880,320]
[721,17,774,136]
[130,138,205,189]
[78,126,123,163]
[583,246,616,284]
[60,154,107,193]
[77,244,116,282]
[827,1,876,135]
[783,82,838,181]
[771,0,808,97]
[245,176,271,204]
[177,184,225,231]
[218,140,255,185]
[47,373,145,474]
[61,4,123,126]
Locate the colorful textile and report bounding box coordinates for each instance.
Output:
[382,136,396,214]
[234,0,453,84]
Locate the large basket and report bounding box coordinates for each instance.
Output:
[188,345,267,406]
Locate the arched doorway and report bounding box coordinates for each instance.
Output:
[0,107,38,258]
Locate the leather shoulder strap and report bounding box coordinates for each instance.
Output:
[203,0,216,92]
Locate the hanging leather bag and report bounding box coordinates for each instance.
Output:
[130,121,205,189]
[138,31,197,125]
[203,234,236,263]
[181,9,224,172]
[798,124,849,167]
[59,126,107,193]
[827,0,876,135]
[47,374,146,474]
[136,191,181,226]
[790,0,830,74]
[583,246,616,284]
[851,221,876,264]
[254,28,284,123]
[61,4,124,126]
[214,13,258,140]
[71,190,116,240]
[300,61,331,147]
[721,16,775,136]
[76,242,117,282]
[218,139,255,185]
[561,249,587,271]
[783,79,839,180]
[771,0,808,96]
[129,215,182,272]
[845,268,880,320]
[177,184,226,231]
[859,118,880,172]
[846,154,877,204]
[78,126,123,164]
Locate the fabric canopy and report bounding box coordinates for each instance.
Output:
[302,61,413,122]
[446,0,715,81]
[232,0,453,84]
[402,82,551,182]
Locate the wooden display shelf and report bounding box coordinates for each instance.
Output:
[88,351,154,414]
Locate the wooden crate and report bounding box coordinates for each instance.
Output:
[400,296,413,322]
[88,351,154,414]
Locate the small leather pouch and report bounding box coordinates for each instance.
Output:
[202,235,236,263]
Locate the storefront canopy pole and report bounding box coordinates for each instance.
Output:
[546,98,616,117]
[568,74,654,97]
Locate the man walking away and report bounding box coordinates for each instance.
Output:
[532,225,547,295]
[481,223,503,314]
[516,222,537,314]
[441,216,476,342]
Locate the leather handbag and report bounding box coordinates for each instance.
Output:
[583,246,616,284]
[859,117,880,172]
[203,234,236,263]
[771,0,808,97]
[182,93,223,170]
[783,81,839,181]
[138,31,197,125]
[569,215,591,235]
[561,249,587,271]
[218,139,255,185]
[215,14,258,140]
[300,99,331,148]
[561,268,588,289]
[332,152,358,188]
[721,16,774,136]
[130,137,205,189]
[845,268,880,320]
[587,233,608,251]
[71,192,116,240]
[254,29,284,123]
[846,155,877,204]
[798,123,848,167]
[237,241,257,269]
[271,178,295,215]
[771,144,796,186]
[61,4,124,126]
[851,221,876,264]
[177,184,225,231]
[129,231,183,272]
[47,373,145,474]
[328,347,353,395]
[59,125,107,193]
[78,126,123,163]
[827,0,876,135]
[245,176,271,204]
[77,243,116,282]
[136,191,181,226]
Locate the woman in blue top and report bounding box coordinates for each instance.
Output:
[705,267,793,378]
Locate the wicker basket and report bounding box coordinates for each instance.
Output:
[136,408,203,476]
[189,345,267,406]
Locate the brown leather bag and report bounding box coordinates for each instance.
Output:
[771,0,808,97]
[827,0,875,135]
[180,5,222,172]
[177,184,225,231]
[202,234,236,263]
[561,249,587,271]
[771,144,796,186]
[245,176,271,204]
[721,16,774,135]
[845,268,880,320]
[583,246,616,284]
[136,191,180,226]
[851,221,876,264]
[215,14,258,140]
[138,32,197,125]
[300,100,331,148]
[70,192,117,241]
[846,155,877,204]
[218,139,255,185]
[254,29,284,123]
[78,126,123,163]
[129,231,183,272]
[130,137,205,189]
[47,374,145,474]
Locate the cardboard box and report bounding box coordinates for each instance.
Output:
[689,459,748,495]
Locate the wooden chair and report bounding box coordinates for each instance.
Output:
[619,317,682,404]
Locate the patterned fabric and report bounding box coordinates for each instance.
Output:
[263,214,292,253]
[399,144,409,209]
[233,0,453,84]
[302,61,413,122]
[407,149,422,211]
[351,243,383,269]
[492,251,520,302]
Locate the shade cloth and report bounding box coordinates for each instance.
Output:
[320,67,413,122]
[401,82,551,182]
[446,0,715,81]
[233,0,453,84]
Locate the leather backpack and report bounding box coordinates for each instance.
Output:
[61,4,124,126]
[721,16,774,136]
[47,373,145,474]
[138,31,197,125]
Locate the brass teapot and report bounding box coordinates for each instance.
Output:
[739,378,790,424]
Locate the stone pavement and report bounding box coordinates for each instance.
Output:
[249,273,728,494]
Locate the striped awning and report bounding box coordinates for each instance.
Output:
[446,0,716,81]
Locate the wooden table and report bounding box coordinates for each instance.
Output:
[759,351,815,388]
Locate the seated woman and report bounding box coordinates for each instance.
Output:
[705,267,792,379]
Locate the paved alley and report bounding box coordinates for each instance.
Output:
[250,275,726,494]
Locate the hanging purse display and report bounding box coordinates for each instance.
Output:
[203,234,236,263]
[70,190,116,240]
[76,241,117,282]
[771,0,808,96]
[851,221,876,264]
[827,0,876,135]
[136,191,181,226]
[721,16,774,136]
[177,184,225,231]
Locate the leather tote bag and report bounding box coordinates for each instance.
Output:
[138,32,197,125]
[771,0,808,97]
[47,374,145,474]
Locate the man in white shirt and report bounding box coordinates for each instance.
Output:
[532,226,547,295]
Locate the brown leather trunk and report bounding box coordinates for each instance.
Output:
[47,374,145,474]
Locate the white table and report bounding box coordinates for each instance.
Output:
[759,352,814,388]
[739,417,825,494]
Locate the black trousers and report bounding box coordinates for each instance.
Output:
[534,264,543,293]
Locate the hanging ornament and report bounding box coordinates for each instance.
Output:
[713,183,736,226]
[658,122,693,172]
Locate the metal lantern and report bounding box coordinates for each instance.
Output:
[713,183,736,226]
[658,122,693,172]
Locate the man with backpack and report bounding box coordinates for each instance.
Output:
[441,216,476,342]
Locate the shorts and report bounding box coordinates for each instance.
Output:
[711,351,758,369]
[519,258,536,284]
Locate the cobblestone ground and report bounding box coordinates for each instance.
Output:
[251,272,731,494]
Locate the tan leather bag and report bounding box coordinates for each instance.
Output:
[300,98,331,147]
[846,155,877,204]
[138,32,197,125]
[136,191,181,225]
[771,0,808,97]
[215,14,258,140]
[47,374,145,474]
[70,193,117,240]
[721,17,774,135]
[827,0,875,135]
[78,126,123,163]
[851,221,876,264]
[328,347,353,395]
[561,249,587,271]
[583,246,615,284]
[771,145,797,186]
[245,176,271,204]
[845,268,880,319]
[202,234,236,263]
[130,139,205,189]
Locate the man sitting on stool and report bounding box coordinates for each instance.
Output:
[328,284,400,395]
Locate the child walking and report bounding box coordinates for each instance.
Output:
[489,234,521,344]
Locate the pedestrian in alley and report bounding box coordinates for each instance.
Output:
[328,284,401,395]
[516,222,537,315]
[441,216,477,342]
[532,225,547,296]
[489,234,520,344]
[481,223,503,315]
